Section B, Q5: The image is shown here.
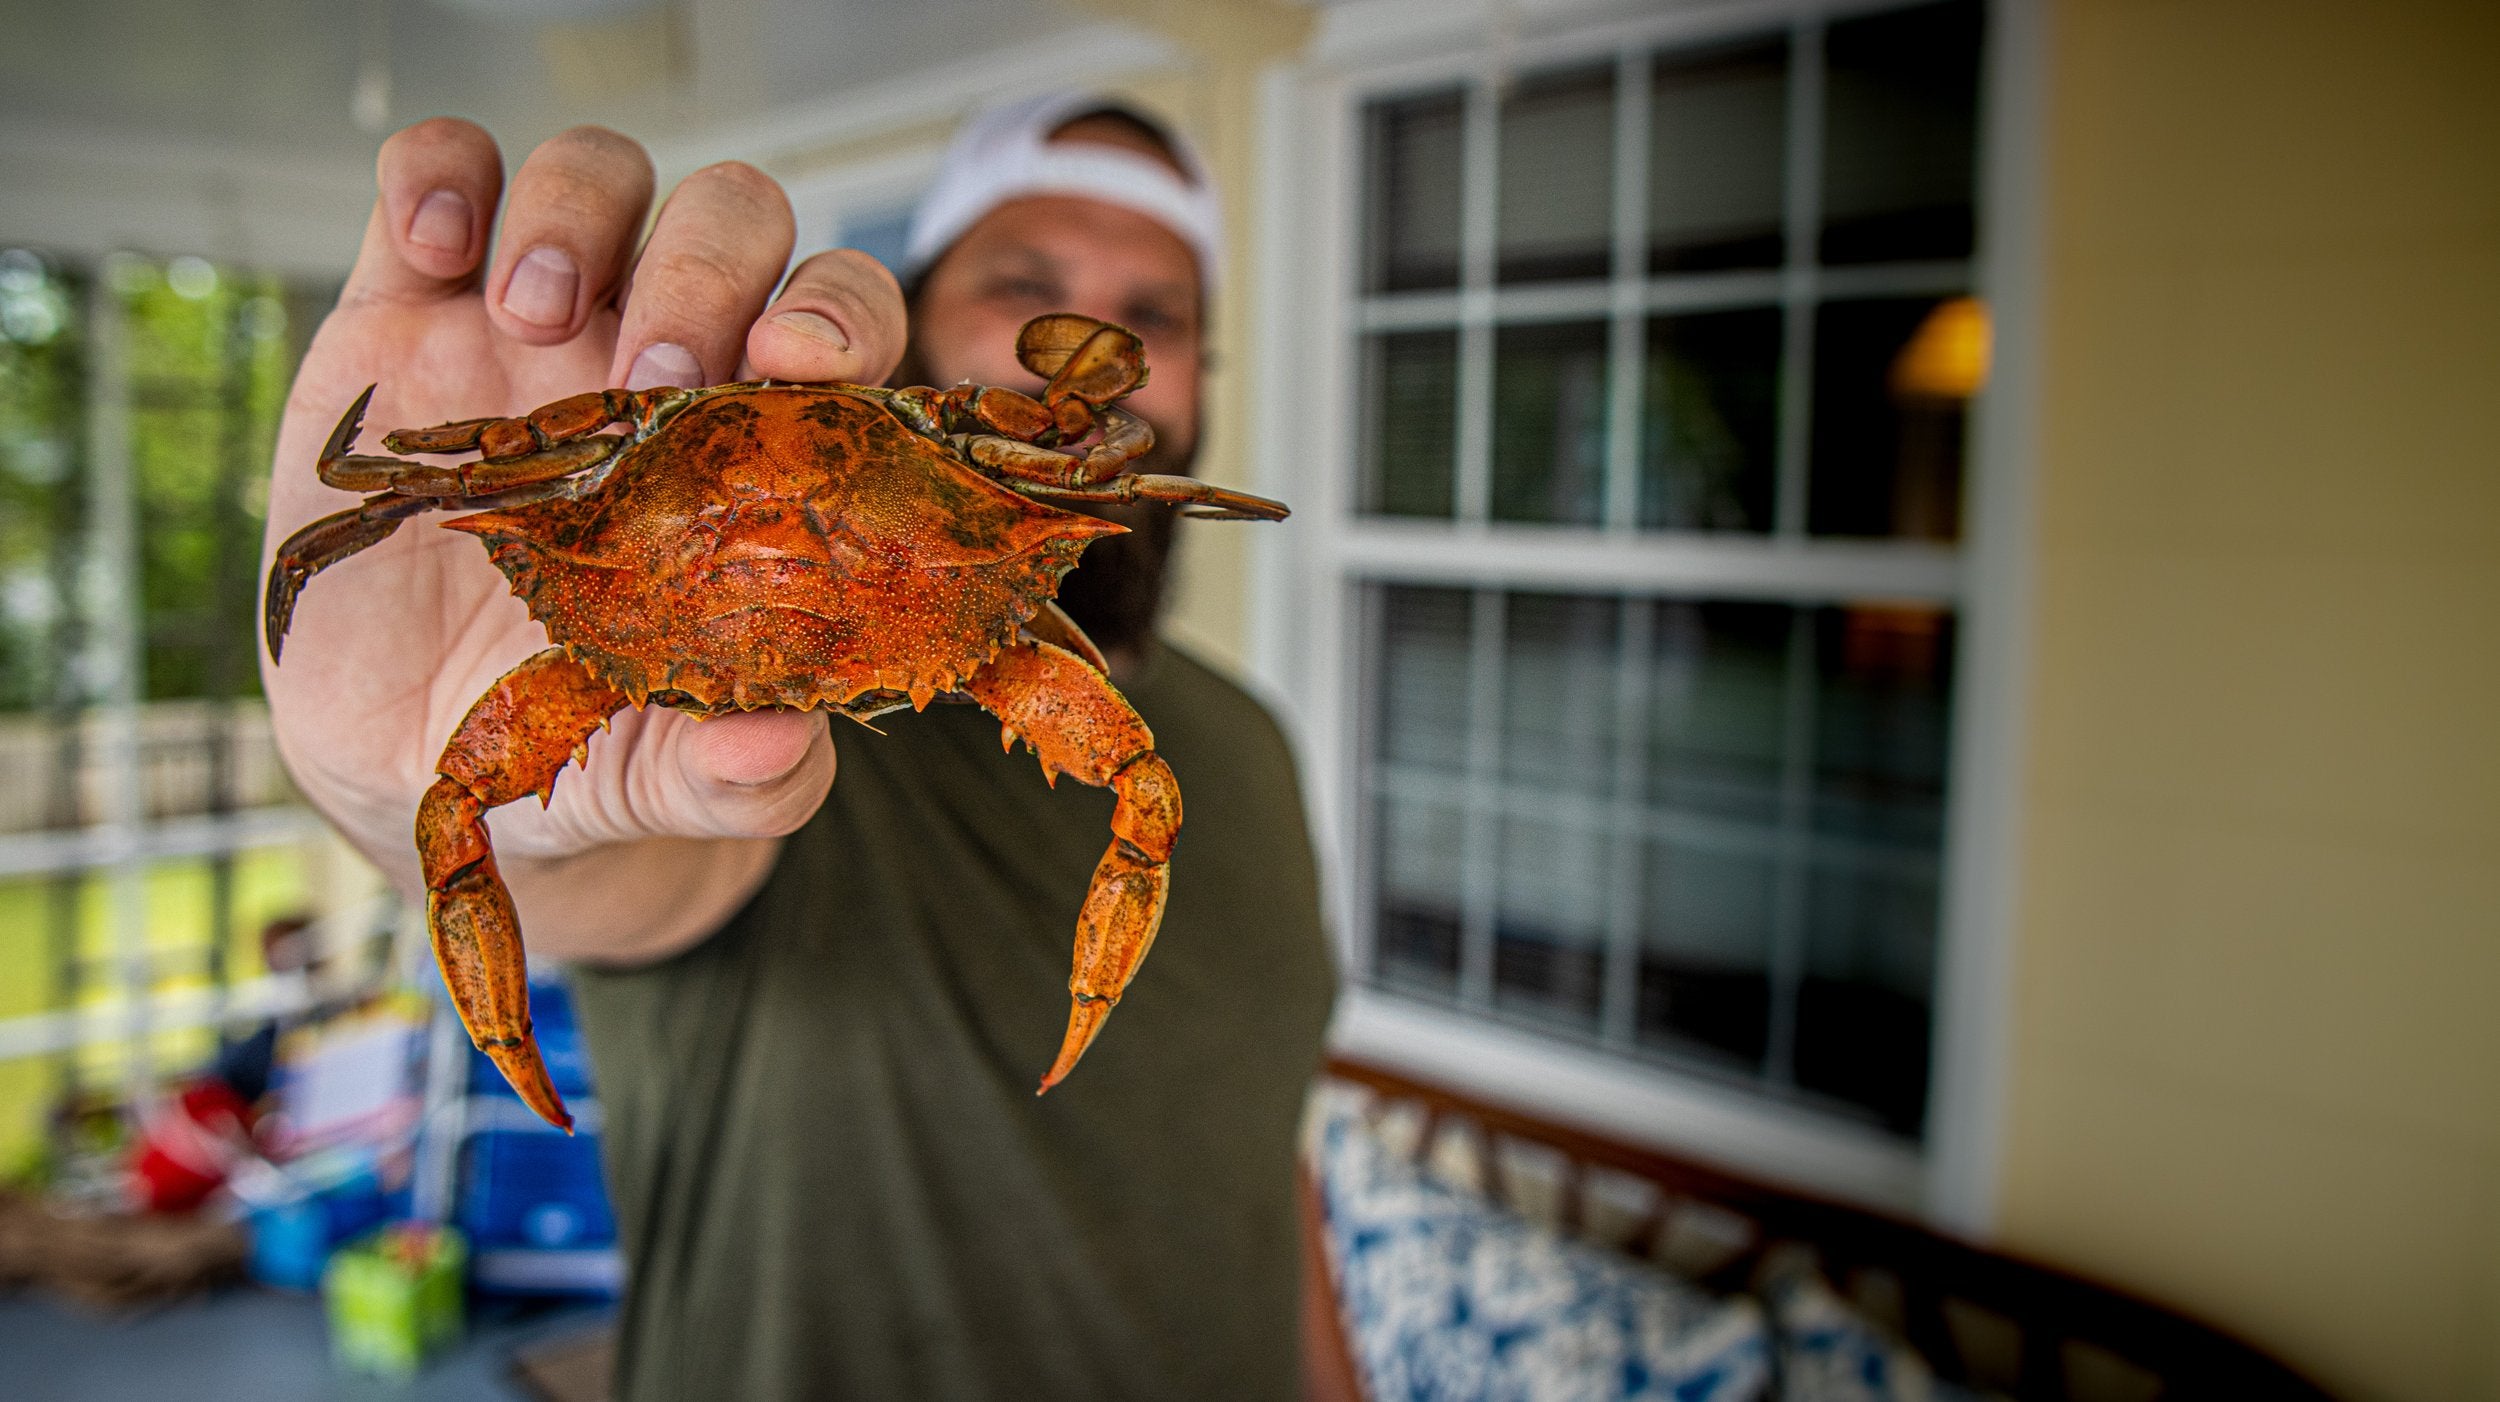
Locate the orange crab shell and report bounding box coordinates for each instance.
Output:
[443,385,1126,716]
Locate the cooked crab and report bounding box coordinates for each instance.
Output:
[265,314,1286,1130]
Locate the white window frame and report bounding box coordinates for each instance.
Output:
[779,146,946,269]
[1243,0,2044,1224]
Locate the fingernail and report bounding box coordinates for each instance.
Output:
[626,341,702,390]
[502,247,579,328]
[407,189,472,255]
[769,310,851,352]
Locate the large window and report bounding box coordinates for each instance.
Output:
[1332,0,1985,1139]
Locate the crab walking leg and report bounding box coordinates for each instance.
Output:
[264,492,438,661]
[315,385,630,496]
[265,468,628,661]
[962,640,1182,1092]
[963,405,1156,487]
[378,386,655,458]
[415,648,627,1131]
[268,389,639,660]
[1010,473,1291,522]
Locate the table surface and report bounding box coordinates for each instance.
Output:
[0,1287,612,1401]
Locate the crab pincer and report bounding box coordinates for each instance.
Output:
[963,639,1182,1090]
[416,649,627,1131]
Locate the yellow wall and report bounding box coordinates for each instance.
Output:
[1071,0,1313,677]
[2002,3,2500,1397]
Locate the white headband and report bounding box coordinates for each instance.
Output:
[902,92,1224,294]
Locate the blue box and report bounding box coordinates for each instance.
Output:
[463,979,596,1099]
[248,1166,393,1291]
[455,1128,616,1253]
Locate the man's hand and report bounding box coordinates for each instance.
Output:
[261,118,906,963]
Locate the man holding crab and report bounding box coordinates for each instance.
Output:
[260,94,1344,1401]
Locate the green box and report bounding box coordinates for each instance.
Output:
[322,1223,467,1378]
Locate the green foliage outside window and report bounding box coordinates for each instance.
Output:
[0,249,311,712]
[0,252,82,715]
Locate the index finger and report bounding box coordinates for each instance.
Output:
[340,118,504,307]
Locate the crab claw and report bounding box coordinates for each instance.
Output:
[420,778,575,1132]
[960,642,1182,1096]
[415,650,629,1132]
[1045,1001,1115,1093]
[1039,827,1171,1092]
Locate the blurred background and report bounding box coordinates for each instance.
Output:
[0,0,2492,1398]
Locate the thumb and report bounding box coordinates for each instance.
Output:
[655,708,836,839]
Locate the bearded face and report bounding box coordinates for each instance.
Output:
[892,118,1209,667]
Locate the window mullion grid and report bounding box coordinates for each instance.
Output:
[1599,595,1653,1046]
[1454,75,1500,525]
[1451,71,1504,1011]
[1594,48,1653,1047]
[1759,18,1827,1090]
[1457,587,1507,1009]
[1602,48,1652,535]
[1764,607,1820,1089]
[1351,583,1388,984]
[1773,18,1826,540]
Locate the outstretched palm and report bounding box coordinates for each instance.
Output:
[260,117,904,962]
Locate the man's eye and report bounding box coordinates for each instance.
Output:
[1125,305,1187,336]
[992,277,1061,303]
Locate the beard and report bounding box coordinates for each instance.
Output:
[890,337,1195,663]
[1043,429,1192,662]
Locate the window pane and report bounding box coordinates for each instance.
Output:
[1377,585,1472,771]
[1798,866,1936,1133]
[1376,793,1464,996]
[1495,814,1607,1031]
[1500,593,1618,793]
[1364,89,1466,293]
[1795,604,1952,1132]
[1359,330,1458,518]
[1372,585,1473,998]
[1491,594,1616,1030]
[1491,321,1608,525]
[1819,0,1983,265]
[1807,296,1970,539]
[1813,604,1953,847]
[1642,309,1780,531]
[1650,38,1789,272]
[1497,66,1616,283]
[1636,600,1791,1069]
[1637,838,1774,1067]
[1357,588,1955,1132]
[1649,601,1788,823]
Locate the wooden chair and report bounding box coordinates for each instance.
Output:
[1311,1056,2335,1402]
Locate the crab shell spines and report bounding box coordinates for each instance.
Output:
[442,386,1124,716]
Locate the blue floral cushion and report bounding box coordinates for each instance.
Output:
[1314,1098,1773,1402]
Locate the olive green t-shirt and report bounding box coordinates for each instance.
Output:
[568,643,1338,1402]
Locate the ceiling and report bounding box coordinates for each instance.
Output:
[0,0,1127,167]
[0,0,1646,271]
[0,0,1189,271]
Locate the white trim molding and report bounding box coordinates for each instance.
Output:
[1334,986,1926,1211]
[1919,0,2048,1240]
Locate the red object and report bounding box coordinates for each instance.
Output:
[128,1080,256,1213]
